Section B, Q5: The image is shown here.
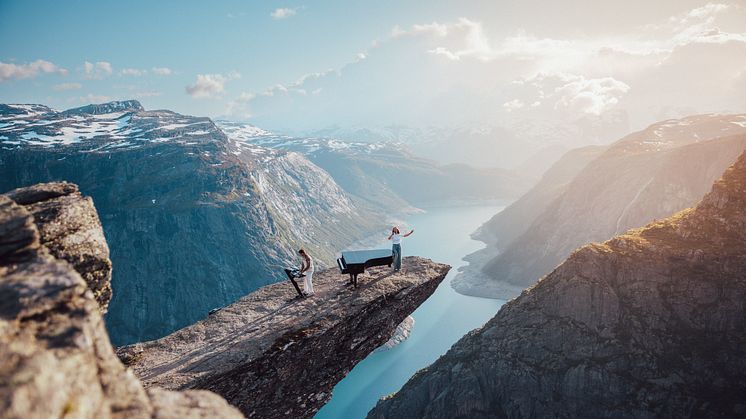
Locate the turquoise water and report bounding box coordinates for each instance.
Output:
[315,205,506,419]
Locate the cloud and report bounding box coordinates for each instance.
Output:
[243,69,335,102]
[237,92,256,102]
[84,61,113,79]
[503,73,630,116]
[271,7,297,19]
[231,2,746,131]
[185,72,240,98]
[223,91,261,119]
[0,59,67,82]
[397,18,495,61]
[553,75,630,115]
[225,70,333,118]
[502,99,525,112]
[74,93,112,104]
[53,82,82,91]
[152,67,173,76]
[393,3,745,74]
[121,68,146,76]
[134,90,162,98]
[118,66,172,76]
[428,47,461,61]
[409,22,449,37]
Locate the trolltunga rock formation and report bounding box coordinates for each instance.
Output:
[0,181,451,418]
[118,257,450,418]
[0,183,243,418]
[369,151,746,418]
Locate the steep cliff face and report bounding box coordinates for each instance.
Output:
[369,151,746,419]
[0,184,242,419]
[0,101,382,345]
[471,114,746,297]
[118,257,450,419]
[473,145,607,249]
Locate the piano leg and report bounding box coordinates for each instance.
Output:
[353,273,359,288]
[348,273,354,285]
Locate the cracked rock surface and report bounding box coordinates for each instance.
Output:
[4,182,112,311]
[118,257,450,419]
[0,183,243,419]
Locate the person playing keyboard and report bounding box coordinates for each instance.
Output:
[299,248,315,296]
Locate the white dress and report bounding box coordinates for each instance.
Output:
[302,256,314,294]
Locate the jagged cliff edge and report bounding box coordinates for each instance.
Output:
[370,151,746,418]
[0,182,243,418]
[0,181,450,418]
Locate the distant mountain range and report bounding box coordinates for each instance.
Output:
[456,113,746,298]
[0,100,384,345]
[267,109,629,174]
[0,100,530,345]
[217,120,532,211]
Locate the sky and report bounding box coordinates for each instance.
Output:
[1,0,746,136]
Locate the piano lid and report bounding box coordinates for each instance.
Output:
[340,248,392,265]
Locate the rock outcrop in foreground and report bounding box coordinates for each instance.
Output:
[370,151,746,418]
[118,257,450,418]
[3,182,113,311]
[0,183,242,418]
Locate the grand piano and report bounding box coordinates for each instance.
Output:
[337,248,393,287]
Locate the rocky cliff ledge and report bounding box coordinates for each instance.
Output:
[3,182,113,311]
[369,151,746,418]
[0,183,242,418]
[118,257,450,418]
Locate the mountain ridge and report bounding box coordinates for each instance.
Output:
[460,113,746,299]
[369,149,746,419]
[216,120,532,211]
[0,100,384,345]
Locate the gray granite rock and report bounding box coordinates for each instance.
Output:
[118,257,450,419]
[0,186,243,419]
[4,182,112,311]
[369,151,746,418]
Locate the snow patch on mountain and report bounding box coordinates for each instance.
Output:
[215,120,403,158]
[0,102,231,152]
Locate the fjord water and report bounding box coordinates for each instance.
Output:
[315,205,506,419]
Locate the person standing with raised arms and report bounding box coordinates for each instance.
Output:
[388,226,414,272]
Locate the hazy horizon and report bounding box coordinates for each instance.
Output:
[2,1,746,167]
[2,2,745,127]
